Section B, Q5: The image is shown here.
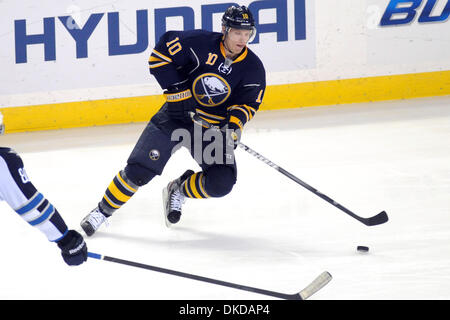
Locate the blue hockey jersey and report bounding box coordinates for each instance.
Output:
[149,30,266,130]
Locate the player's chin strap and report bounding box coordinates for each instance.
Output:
[188,111,389,227]
[222,41,235,57]
[221,27,249,59]
[222,27,234,55]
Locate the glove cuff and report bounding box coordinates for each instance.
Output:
[227,124,242,144]
[164,89,192,102]
[228,116,244,131]
[57,230,85,254]
[228,121,241,132]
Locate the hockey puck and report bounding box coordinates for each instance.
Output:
[357,246,369,252]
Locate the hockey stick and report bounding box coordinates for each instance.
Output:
[88,252,332,300]
[189,112,388,227]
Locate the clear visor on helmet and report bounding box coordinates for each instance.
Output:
[224,26,257,43]
[247,26,257,43]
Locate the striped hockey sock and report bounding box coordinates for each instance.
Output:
[101,170,138,214]
[181,172,210,199]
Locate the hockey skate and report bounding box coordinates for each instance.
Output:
[162,170,194,227]
[80,206,109,236]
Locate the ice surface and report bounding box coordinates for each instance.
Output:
[0,96,449,300]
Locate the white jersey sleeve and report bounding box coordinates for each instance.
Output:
[0,148,68,242]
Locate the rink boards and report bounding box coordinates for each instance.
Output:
[0,0,449,132]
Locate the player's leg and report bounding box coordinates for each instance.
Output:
[81,106,180,236]
[184,164,237,198]
[163,126,237,226]
[0,148,87,265]
[162,168,195,227]
[163,165,237,226]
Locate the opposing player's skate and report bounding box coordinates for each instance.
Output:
[162,170,194,227]
[80,206,109,236]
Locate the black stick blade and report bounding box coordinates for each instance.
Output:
[363,211,389,226]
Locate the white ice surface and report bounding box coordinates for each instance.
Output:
[0,96,449,300]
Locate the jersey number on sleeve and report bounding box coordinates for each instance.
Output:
[18,168,30,184]
[166,37,182,56]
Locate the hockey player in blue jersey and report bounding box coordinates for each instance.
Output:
[0,114,87,266]
[81,5,266,235]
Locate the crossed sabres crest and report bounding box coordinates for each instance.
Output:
[193,74,231,107]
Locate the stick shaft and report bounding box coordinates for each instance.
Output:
[88,252,299,300]
[189,112,387,226]
[239,143,349,211]
[239,142,388,226]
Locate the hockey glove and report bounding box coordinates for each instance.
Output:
[164,86,197,124]
[227,123,242,150]
[57,230,88,266]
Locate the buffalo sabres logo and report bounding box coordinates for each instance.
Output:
[149,149,160,161]
[192,73,231,107]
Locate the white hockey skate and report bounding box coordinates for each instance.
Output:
[162,170,193,227]
[80,206,109,236]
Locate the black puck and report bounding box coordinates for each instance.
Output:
[357,246,369,252]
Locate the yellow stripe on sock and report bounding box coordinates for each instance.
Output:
[103,195,120,209]
[117,172,137,192]
[108,180,132,203]
[183,180,194,199]
[189,173,203,199]
[198,173,210,198]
